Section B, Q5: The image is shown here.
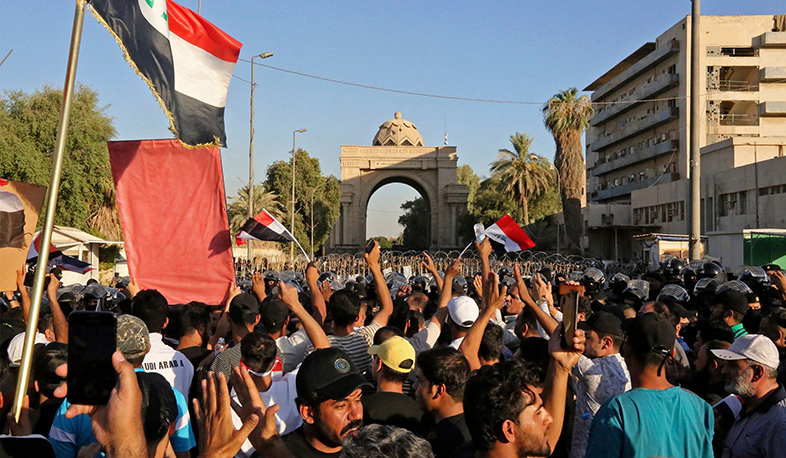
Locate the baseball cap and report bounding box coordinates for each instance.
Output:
[447,296,479,328]
[296,348,371,404]
[117,314,150,359]
[7,332,49,367]
[368,336,416,373]
[625,313,675,358]
[711,334,780,369]
[578,311,623,336]
[260,298,289,331]
[762,263,782,272]
[718,290,748,314]
[230,293,260,318]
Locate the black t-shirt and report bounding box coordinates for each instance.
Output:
[179,345,212,369]
[424,413,472,458]
[32,398,64,437]
[362,391,424,434]
[281,426,342,458]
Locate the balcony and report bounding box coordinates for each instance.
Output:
[591,173,680,201]
[759,102,786,117]
[757,32,786,48]
[590,74,680,127]
[591,140,678,177]
[589,107,679,152]
[759,67,786,82]
[591,40,680,102]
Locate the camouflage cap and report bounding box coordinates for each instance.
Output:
[117,314,150,358]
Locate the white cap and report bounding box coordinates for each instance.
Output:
[7,332,49,367]
[711,334,780,369]
[447,296,479,328]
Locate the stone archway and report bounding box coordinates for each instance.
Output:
[325,112,469,253]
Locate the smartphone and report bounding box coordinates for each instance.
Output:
[560,291,579,349]
[67,311,117,405]
[365,239,376,254]
[473,223,486,243]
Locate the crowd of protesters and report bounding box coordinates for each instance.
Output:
[1,238,786,458]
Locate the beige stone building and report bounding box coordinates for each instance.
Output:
[583,14,786,265]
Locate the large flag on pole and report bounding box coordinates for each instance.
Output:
[90,0,243,147]
[109,139,235,305]
[485,215,536,252]
[236,210,295,245]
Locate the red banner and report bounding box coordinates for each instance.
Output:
[109,139,234,304]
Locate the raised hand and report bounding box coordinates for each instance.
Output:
[252,272,267,301]
[421,252,436,272]
[194,371,259,458]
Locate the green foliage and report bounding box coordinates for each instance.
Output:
[226,184,283,236]
[398,197,430,249]
[0,85,118,237]
[263,149,340,253]
[372,236,394,249]
[456,164,480,203]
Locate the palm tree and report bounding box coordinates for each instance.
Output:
[490,133,552,225]
[543,88,593,248]
[226,184,283,236]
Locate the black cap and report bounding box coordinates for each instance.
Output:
[762,264,782,272]
[579,311,623,336]
[538,268,554,283]
[230,293,260,315]
[296,348,371,404]
[666,301,697,319]
[626,314,675,358]
[643,271,666,284]
[260,298,289,330]
[718,290,748,314]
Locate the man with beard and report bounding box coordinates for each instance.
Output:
[282,347,369,458]
[688,340,731,404]
[175,302,212,368]
[585,314,713,458]
[711,334,786,457]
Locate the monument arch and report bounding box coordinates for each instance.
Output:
[326,112,469,253]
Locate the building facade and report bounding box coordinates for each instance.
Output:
[583,15,786,264]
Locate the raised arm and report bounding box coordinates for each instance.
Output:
[278,281,329,350]
[367,240,393,327]
[208,283,239,350]
[460,272,505,370]
[421,252,443,292]
[46,274,68,343]
[515,264,558,336]
[476,238,492,284]
[16,269,29,317]
[543,324,584,452]
[304,263,326,325]
[438,258,461,311]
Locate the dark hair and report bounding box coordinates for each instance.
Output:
[578,296,592,316]
[163,305,184,340]
[408,292,429,311]
[37,314,54,334]
[647,302,680,329]
[767,307,786,329]
[33,342,67,398]
[342,424,433,458]
[240,331,278,373]
[479,324,503,362]
[696,319,734,344]
[416,347,470,401]
[406,310,425,338]
[388,299,410,332]
[329,290,362,327]
[464,359,542,451]
[136,372,177,448]
[181,302,211,336]
[594,329,623,349]
[517,307,538,335]
[131,290,169,333]
[373,326,404,346]
[378,363,409,384]
[515,338,549,382]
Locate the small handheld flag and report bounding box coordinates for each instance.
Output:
[237,210,310,261]
[485,215,535,252]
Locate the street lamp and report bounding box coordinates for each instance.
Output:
[247,52,274,264]
[532,155,561,255]
[290,128,307,262]
[309,181,328,258]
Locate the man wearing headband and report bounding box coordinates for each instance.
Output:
[585,313,713,458]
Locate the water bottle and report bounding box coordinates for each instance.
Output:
[214,337,227,354]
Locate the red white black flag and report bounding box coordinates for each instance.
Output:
[485,215,535,252]
[90,0,242,147]
[236,210,296,245]
[0,179,26,249]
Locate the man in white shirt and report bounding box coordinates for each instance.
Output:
[132,289,194,398]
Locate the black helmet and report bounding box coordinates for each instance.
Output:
[608,273,630,295]
[662,258,686,279]
[693,277,719,295]
[715,280,753,295]
[735,266,770,291]
[263,270,280,282]
[656,284,690,305]
[699,261,723,279]
[318,272,337,284]
[582,267,606,286]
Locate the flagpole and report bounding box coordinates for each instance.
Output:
[458,241,473,258]
[12,0,86,422]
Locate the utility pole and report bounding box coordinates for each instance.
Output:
[247,53,273,265]
[689,0,702,260]
[290,129,307,262]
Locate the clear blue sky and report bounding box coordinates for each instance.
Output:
[1,1,782,238]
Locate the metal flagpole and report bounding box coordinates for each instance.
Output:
[688,0,702,260]
[12,0,86,422]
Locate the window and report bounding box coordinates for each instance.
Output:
[668,64,677,74]
[720,47,757,57]
[738,191,747,215]
[668,99,677,108]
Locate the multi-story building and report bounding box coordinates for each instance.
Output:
[583,14,786,264]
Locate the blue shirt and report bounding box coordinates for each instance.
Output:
[585,386,713,458]
[48,368,195,458]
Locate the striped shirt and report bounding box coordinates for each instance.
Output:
[311,321,381,374]
[731,322,748,340]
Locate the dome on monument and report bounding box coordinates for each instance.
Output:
[372,112,424,147]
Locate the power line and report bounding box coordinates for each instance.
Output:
[237,58,694,106]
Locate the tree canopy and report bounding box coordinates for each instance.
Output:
[0,85,119,238]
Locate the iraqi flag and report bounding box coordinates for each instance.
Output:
[90,0,242,147]
[26,232,62,263]
[0,180,26,249]
[485,215,535,252]
[236,210,295,245]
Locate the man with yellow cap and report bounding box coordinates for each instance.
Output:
[362,336,424,434]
